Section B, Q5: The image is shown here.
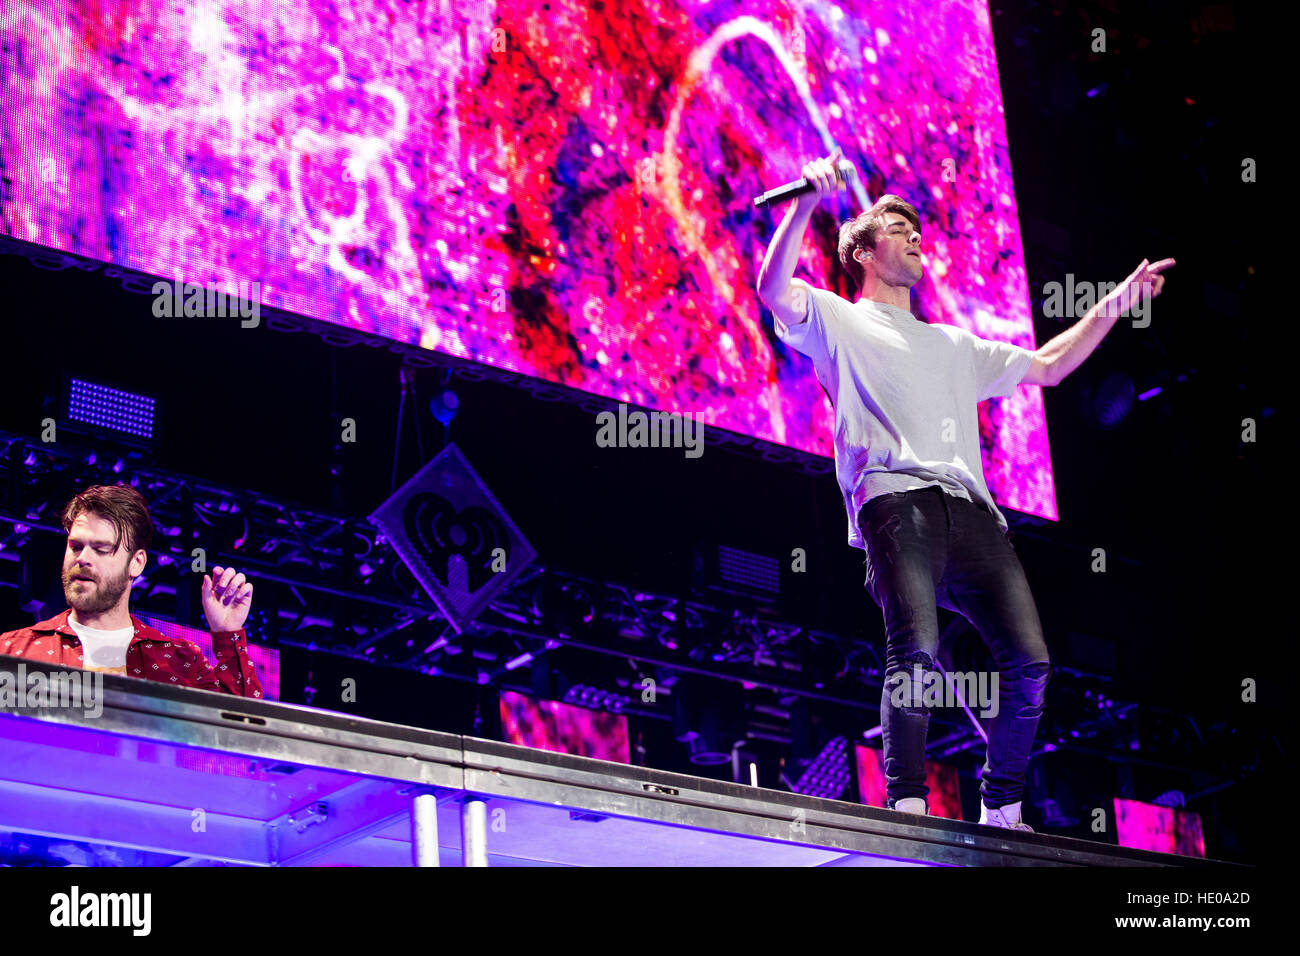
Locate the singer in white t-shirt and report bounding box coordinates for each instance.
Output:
[756,147,1172,830]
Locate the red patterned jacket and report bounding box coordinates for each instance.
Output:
[0,609,263,698]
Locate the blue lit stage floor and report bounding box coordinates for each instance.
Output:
[0,657,1228,867]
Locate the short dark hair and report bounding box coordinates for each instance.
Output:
[61,484,154,555]
[838,195,922,291]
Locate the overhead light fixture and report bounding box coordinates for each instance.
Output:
[65,377,157,448]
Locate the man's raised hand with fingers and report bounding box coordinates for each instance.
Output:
[756,146,851,328]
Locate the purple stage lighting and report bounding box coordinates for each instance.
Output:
[67,378,156,442]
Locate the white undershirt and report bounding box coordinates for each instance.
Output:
[67,617,136,673]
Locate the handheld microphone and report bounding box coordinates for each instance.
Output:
[753,160,856,209]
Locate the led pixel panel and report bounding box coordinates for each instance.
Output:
[1114,797,1206,858]
[499,689,629,764]
[67,378,156,441]
[855,744,964,820]
[1,0,1054,522]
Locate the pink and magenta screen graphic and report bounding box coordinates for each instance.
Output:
[856,744,963,820]
[1,0,1054,521]
[499,689,629,763]
[1114,797,1206,858]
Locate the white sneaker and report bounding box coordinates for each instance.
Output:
[892,797,929,815]
[979,800,1034,831]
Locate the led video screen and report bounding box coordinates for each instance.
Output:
[499,689,628,763]
[855,744,963,820]
[1114,797,1206,858]
[1,0,1054,521]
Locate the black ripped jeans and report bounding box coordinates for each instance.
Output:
[858,485,1051,811]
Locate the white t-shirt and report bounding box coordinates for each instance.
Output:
[775,281,1034,551]
[67,617,136,674]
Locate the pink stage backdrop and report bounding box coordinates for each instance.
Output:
[499,689,629,763]
[1114,797,1206,858]
[856,744,963,820]
[2,0,1054,521]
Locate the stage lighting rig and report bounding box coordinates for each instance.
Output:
[63,376,158,450]
[562,683,632,713]
[672,674,745,766]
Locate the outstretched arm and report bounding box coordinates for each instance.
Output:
[1033,258,1175,386]
[196,565,263,697]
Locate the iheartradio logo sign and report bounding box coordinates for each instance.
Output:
[370,444,536,634]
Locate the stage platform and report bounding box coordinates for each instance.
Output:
[0,657,1229,867]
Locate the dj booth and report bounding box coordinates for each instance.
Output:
[0,657,1227,867]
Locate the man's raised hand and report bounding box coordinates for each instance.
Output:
[795,146,850,212]
[1104,258,1176,320]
